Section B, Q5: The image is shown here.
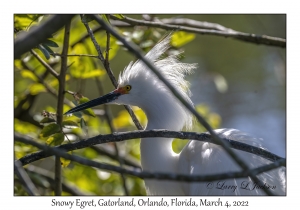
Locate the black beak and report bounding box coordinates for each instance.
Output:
[64,91,121,115]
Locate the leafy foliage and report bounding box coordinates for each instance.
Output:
[14,14,220,196]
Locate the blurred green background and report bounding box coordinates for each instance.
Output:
[14,14,285,195]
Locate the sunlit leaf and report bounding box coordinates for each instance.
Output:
[14,118,39,136]
[40,123,60,138]
[14,14,43,30]
[46,133,64,146]
[112,14,125,19]
[80,69,105,79]
[172,139,189,154]
[40,117,56,124]
[62,120,79,128]
[171,31,195,47]
[29,83,46,95]
[20,70,38,82]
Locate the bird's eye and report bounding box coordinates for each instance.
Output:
[125,85,131,91]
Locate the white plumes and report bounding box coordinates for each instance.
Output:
[118,34,197,130]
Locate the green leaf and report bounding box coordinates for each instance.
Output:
[80,118,88,135]
[41,43,54,55]
[46,133,64,146]
[40,117,56,124]
[62,120,79,128]
[37,44,50,60]
[43,39,59,48]
[101,15,111,24]
[40,123,60,138]
[29,83,46,95]
[73,111,83,118]
[20,70,38,82]
[79,97,90,104]
[171,31,195,47]
[112,14,125,19]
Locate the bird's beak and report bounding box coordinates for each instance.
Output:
[64,89,121,115]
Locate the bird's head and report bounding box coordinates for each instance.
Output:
[64,35,197,130]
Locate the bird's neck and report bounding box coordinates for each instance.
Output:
[140,96,185,172]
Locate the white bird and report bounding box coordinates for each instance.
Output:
[65,35,286,195]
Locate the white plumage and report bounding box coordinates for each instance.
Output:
[66,35,286,195]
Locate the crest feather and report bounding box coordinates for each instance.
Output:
[118,34,197,129]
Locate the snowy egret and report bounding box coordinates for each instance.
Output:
[65,36,286,195]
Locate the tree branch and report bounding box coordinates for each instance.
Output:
[111,16,286,48]
[14,14,75,59]
[17,130,285,166]
[15,133,285,191]
[159,17,235,32]
[30,49,59,79]
[54,19,71,196]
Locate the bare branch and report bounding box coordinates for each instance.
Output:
[30,49,59,79]
[159,17,234,32]
[17,130,285,166]
[15,133,285,189]
[53,19,71,196]
[111,16,286,48]
[14,160,39,196]
[81,16,143,130]
[14,15,75,59]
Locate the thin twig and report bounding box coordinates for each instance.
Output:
[14,160,40,196]
[17,130,285,166]
[159,17,235,32]
[111,16,286,48]
[54,19,71,196]
[30,49,59,79]
[81,15,144,130]
[15,133,285,192]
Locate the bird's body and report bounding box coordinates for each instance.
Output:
[65,35,286,195]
